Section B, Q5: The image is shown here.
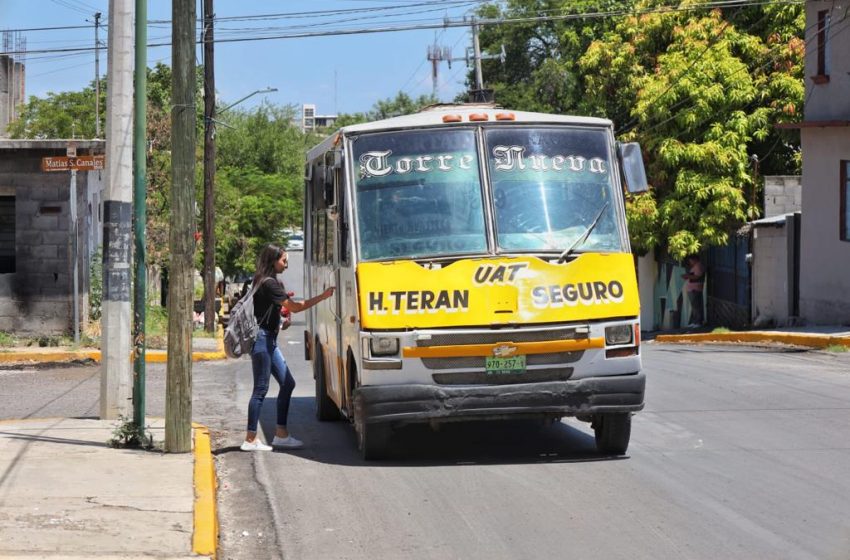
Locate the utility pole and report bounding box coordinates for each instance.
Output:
[202,0,217,333]
[94,11,102,138]
[101,0,134,421]
[472,18,483,93]
[166,0,196,453]
[424,21,504,103]
[132,0,147,431]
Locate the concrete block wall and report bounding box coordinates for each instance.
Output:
[763,176,801,218]
[0,142,104,335]
[751,226,790,326]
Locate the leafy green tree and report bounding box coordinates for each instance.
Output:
[579,4,803,257]
[335,91,438,127]
[476,1,803,259]
[213,102,308,275]
[475,0,630,114]
[8,79,106,138]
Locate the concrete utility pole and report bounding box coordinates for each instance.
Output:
[472,18,484,93]
[166,0,196,453]
[101,0,134,420]
[94,11,102,138]
[202,0,217,333]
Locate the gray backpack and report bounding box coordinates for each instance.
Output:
[223,278,274,359]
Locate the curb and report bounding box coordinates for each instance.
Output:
[655,332,850,349]
[0,328,227,366]
[192,422,218,559]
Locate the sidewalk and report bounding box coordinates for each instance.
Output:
[0,418,217,559]
[0,332,226,367]
[652,324,850,349]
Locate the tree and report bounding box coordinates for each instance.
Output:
[8,79,106,139]
[475,1,804,259]
[579,4,803,257]
[475,0,629,114]
[213,103,308,276]
[335,91,438,127]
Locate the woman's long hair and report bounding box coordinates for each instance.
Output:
[253,243,284,286]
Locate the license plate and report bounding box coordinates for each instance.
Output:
[485,355,526,374]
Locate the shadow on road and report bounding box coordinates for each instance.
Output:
[255,396,627,468]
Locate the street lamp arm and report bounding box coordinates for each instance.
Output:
[218,87,278,114]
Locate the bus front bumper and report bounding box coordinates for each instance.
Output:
[353,372,645,425]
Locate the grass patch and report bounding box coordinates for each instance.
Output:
[712,327,731,334]
[824,344,849,353]
[0,331,18,347]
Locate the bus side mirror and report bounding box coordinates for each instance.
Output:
[617,142,649,194]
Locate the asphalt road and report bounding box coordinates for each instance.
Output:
[4,251,850,559]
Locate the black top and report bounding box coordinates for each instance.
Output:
[253,277,290,334]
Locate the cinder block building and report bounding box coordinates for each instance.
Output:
[0,140,105,334]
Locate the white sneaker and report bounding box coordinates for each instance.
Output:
[272,435,304,449]
[240,439,272,452]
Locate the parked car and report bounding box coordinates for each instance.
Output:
[285,231,304,251]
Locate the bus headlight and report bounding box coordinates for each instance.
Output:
[370,337,399,356]
[605,324,633,346]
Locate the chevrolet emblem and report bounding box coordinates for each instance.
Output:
[492,344,518,358]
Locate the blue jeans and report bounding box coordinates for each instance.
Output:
[247,329,296,432]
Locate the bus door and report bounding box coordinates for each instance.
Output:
[331,150,356,413]
[323,150,345,407]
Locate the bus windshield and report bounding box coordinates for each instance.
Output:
[353,128,487,260]
[484,127,624,254]
[352,125,625,261]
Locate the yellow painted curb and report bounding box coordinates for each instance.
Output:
[655,332,850,349]
[0,350,101,364]
[192,422,218,559]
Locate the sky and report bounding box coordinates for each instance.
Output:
[0,0,488,115]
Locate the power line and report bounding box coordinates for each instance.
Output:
[0,0,804,57]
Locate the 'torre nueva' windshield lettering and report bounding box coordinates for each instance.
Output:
[358,146,606,179]
[359,150,474,178]
[492,145,607,174]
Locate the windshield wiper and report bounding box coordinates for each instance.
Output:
[557,201,610,263]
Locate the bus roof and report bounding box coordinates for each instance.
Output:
[307,104,613,160]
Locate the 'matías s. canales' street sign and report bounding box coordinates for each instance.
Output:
[41,155,105,172]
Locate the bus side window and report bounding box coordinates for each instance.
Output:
[338,167,349,266]
[317,211,326,264]
[312,209,320,263]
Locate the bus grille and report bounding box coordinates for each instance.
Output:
[416,328,585,347]
[421,351,582,370]
[432,367,573,385]
[417,327,587,371]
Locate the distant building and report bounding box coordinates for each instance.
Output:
[0,54,26,138]
[774,2,850,325]
[301,104,337,133]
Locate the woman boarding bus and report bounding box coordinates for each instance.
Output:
[303,104,648,459]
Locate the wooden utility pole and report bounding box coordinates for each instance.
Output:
[202,0,217,333]
[166,0,196,453]
[94,11,102,138]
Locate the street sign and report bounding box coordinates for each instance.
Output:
[41,155,106,172]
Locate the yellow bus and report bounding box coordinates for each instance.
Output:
[304,104,648,459]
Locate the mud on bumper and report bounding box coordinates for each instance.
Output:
[354,372,645,425]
